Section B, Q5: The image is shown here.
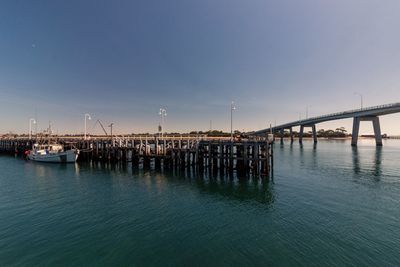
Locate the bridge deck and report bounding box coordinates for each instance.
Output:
[254,102,400,134]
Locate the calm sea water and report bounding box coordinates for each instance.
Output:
[0,139,399,266]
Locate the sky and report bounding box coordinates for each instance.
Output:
[1,0,400,135]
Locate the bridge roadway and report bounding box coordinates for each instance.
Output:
[253,102,400,146]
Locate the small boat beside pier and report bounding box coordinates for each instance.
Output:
[26,143,79,163]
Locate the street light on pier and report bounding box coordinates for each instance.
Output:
[84,113,91,140]
[29,118,36,140]
[230,101,236,142]
[159,108,167,139]
[354,92,363,109]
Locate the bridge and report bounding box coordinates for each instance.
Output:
[253,102,400,146]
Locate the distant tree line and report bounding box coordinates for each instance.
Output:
[189,130,231,137]
[2,127,351,138]
[280,127,350,138]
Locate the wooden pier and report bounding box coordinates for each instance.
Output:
[0,136,273,177]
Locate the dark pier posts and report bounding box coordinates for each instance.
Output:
[351,116,383,146]
[218,143,224,170]
[212,143,218,170]
[229,142,234,171]
[155,137,159,155]
[145,136,149,155]
[197,143,203,171]
[0,137,274,178]
[252,144,260,174]
[236,144,245,174]
[260,142,269,175]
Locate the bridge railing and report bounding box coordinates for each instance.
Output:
[273,102,400,130]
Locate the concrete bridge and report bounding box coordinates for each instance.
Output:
[253,102,400,146]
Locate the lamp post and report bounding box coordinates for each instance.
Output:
[84,113,91,140]
[230,101,236,142]
[29,118,36,140]
[159,108,167,139]
[354,92,363,109]
[306,105,311,119]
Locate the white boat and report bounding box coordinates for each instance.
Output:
[27,143,79,163]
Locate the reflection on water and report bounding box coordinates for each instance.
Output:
[374,147,382,178]
[174,169,275,205]
[352,146,382,179]
[1,140,400,267]
[74,161,276,205]
[21,139,390,208]
[27,162,68,178]
[352,147,361,174]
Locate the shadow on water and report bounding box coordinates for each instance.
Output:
[171,169,275,206]
[75,161,276,206]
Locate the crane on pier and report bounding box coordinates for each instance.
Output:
[92,120,108,136]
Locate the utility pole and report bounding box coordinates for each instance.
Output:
[48,121,52,135]
[108,123,114,146]
[230,101,236,142]
[109,123,114,139]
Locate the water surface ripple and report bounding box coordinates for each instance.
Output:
[0,139,399,266]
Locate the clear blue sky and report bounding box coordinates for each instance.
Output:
[1,0,400,135]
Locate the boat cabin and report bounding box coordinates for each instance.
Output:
[32,144,64,155]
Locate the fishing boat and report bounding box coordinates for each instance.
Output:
[26,143,79,163]
[25,121,79,163]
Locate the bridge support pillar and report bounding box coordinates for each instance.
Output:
[289,127,294,143]
[351,117,360,146]
[299,125,304,144]
[299,124,317,144]
[280,129,284,144]
[312,125,317,144]
[373,117,383,146]
[351,116,382,146]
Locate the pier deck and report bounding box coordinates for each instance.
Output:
[0,136,273,177]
